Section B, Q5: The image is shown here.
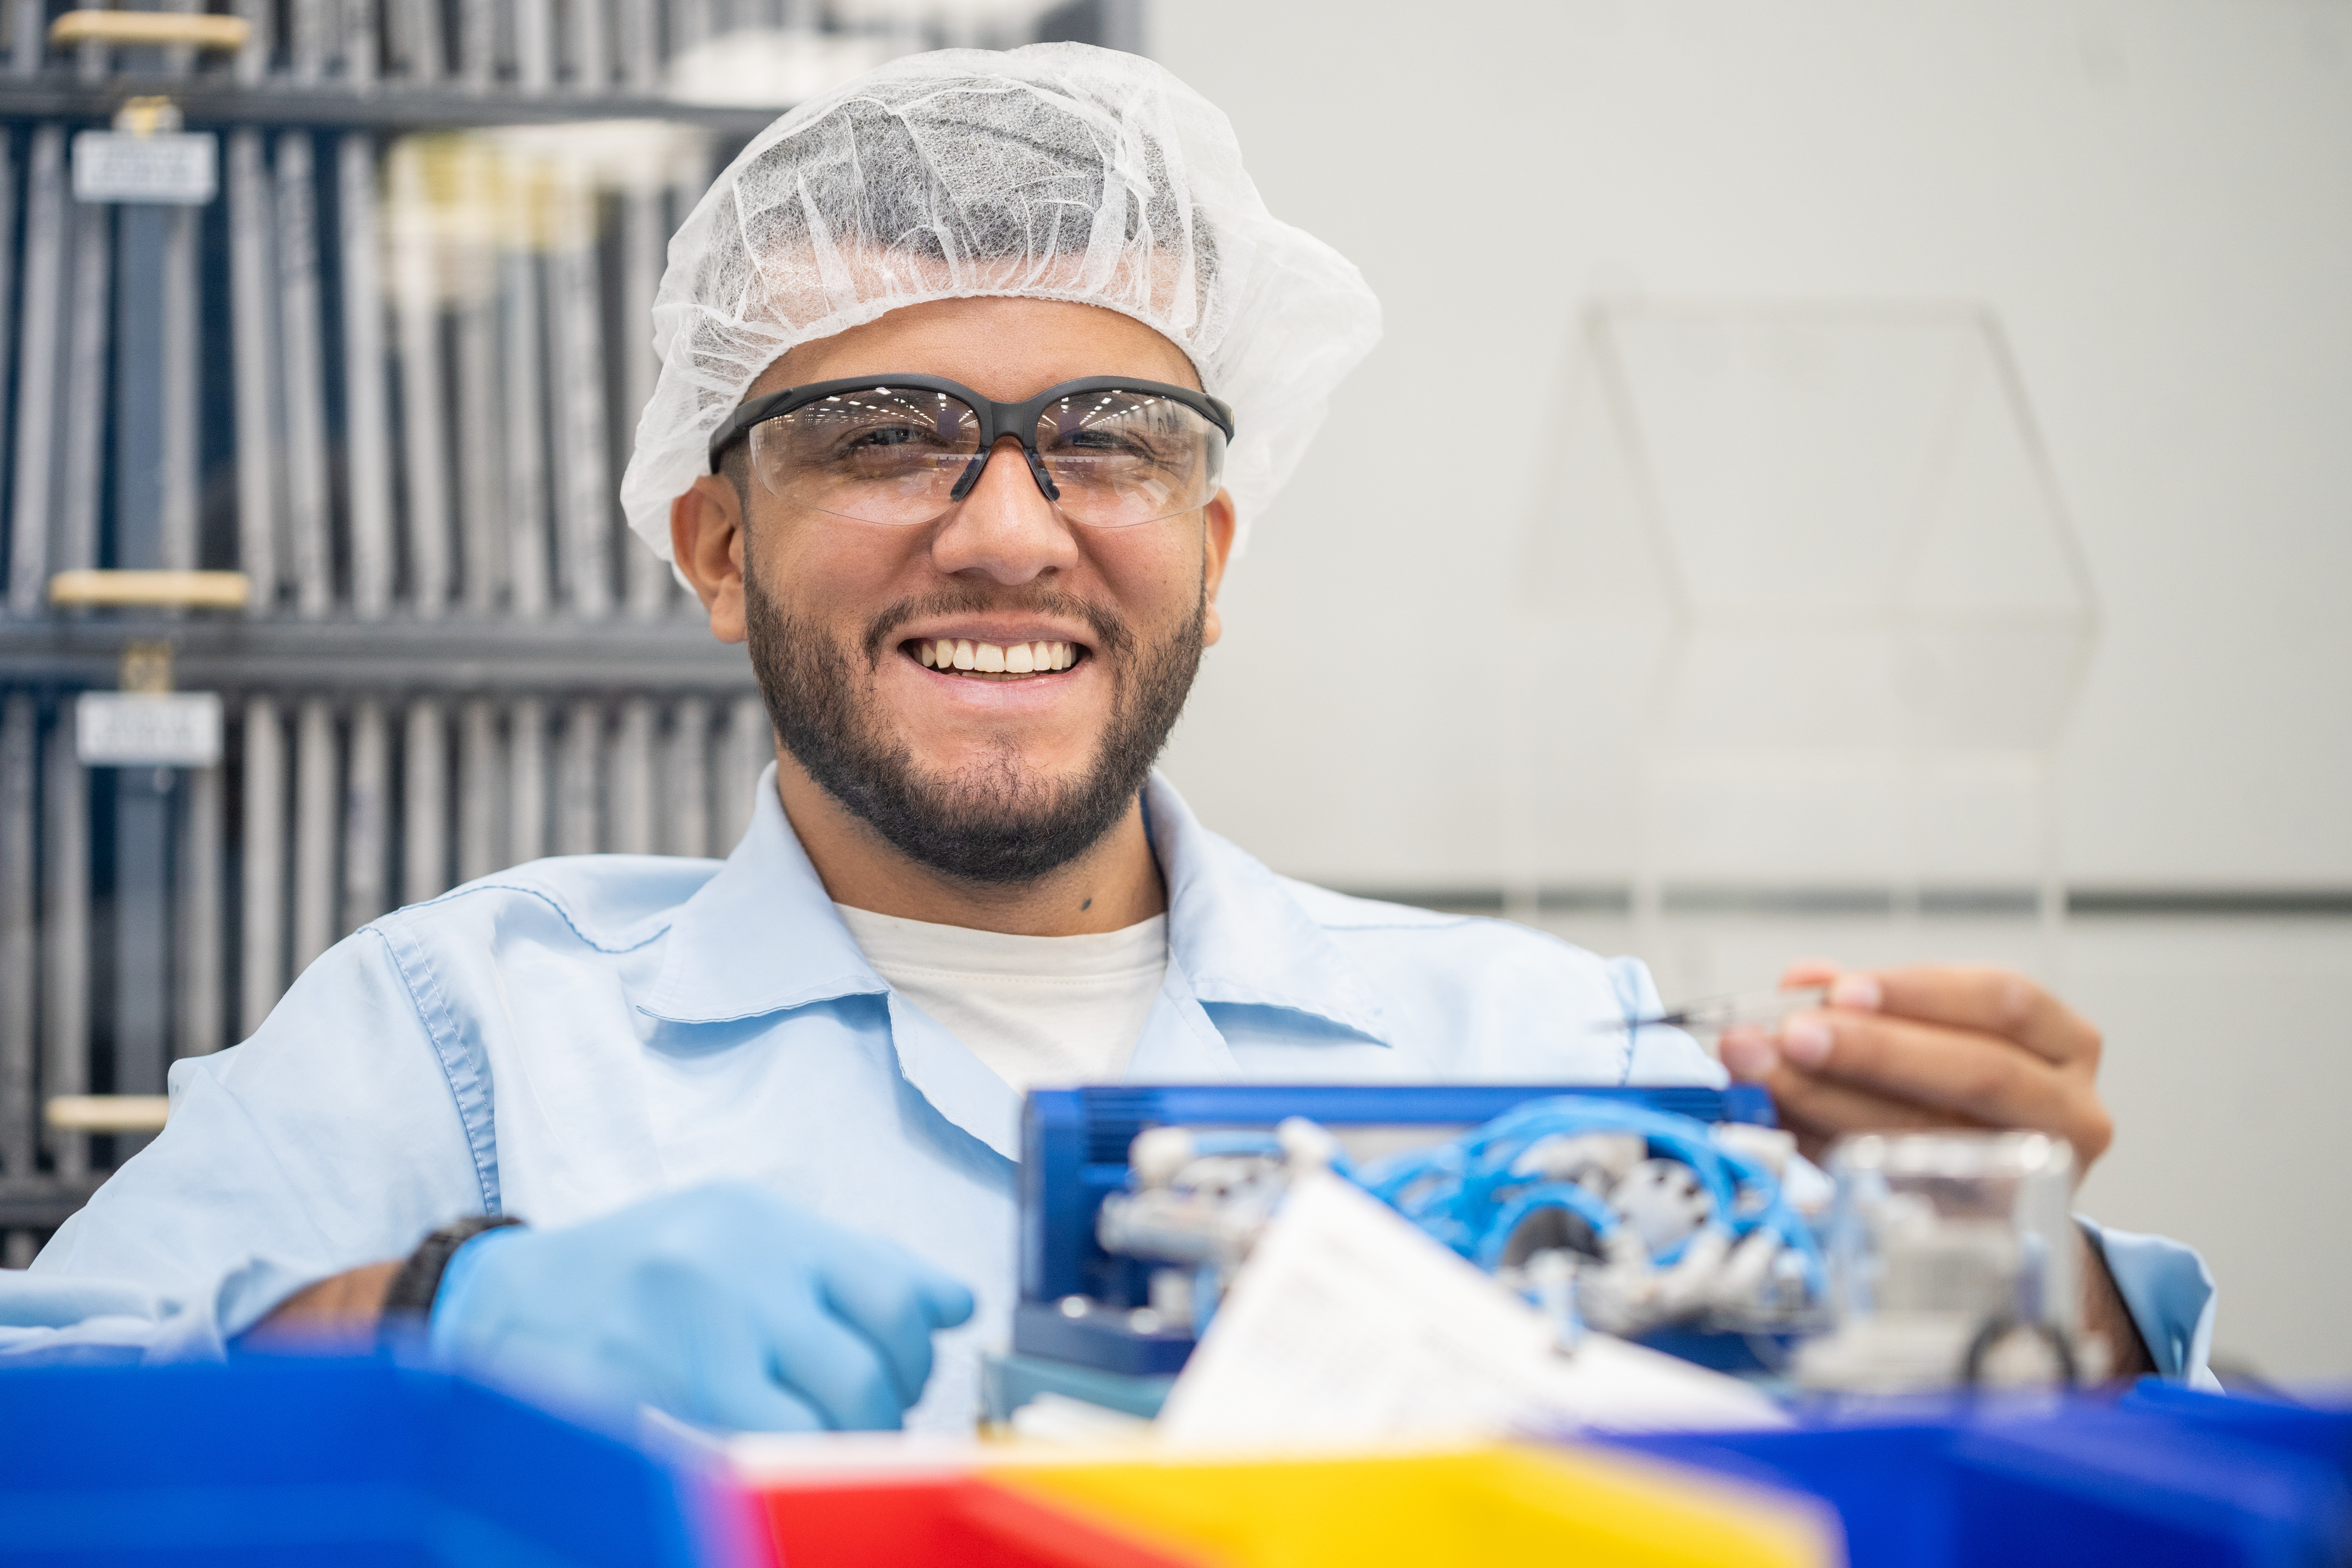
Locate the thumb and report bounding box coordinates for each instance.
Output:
[913,1265,975,1330]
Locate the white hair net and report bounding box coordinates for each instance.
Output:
[619,42,1382,564]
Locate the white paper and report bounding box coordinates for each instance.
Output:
[1158,1172,1786,1448]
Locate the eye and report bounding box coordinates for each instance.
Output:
[844,424,927,450]
[1061,426,1151,455]
[824,419,970,470]
[1051,412,1183,461]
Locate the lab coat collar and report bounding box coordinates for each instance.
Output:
[636,765,1029,1161]
[635,766,887,1025]
[1145,773,1398,1049]
[884,989,1024,1163]
[635,765,1396,1163]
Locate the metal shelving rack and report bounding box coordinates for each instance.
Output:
[0,0,1138,1257]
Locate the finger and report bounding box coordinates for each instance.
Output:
[1776,1008,2087,1133]
[1764,1065,1985,1144]
[1719,1025,1776,1082]
[1848,965,2101,1067]
[662,1302,828,1434]
[1778,957,1842,990]
[819,1249,973,1407]
[765,1303,906,1431]
[1762,1065,1984,1164]
[695,1370,827,1434]
[912,1265,976,1331]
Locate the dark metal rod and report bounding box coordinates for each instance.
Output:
[5,124,64,615]
[0,695,36,1177]
[41,705,87,1179]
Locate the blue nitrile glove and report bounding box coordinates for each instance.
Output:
[427,1182,975,1432]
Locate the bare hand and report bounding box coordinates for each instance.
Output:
[1719,960,2112,1173]
[1721,960,2151,1377]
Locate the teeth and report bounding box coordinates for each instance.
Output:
[916,639,1082,675]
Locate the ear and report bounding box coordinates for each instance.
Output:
[672,475,748,644]
[1200,488,1237,649]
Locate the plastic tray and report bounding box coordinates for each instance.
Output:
[984,1445,1829,1568]
[1604,1383,2352,1568]
[0,1355,755,1567]
[756,1473,1203,1568]
[751,1445,1830,1568]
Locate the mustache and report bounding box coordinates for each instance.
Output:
[859,586,1138,666]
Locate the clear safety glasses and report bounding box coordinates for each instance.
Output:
[706,374,1233,529]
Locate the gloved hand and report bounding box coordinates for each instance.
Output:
[427,1182,975,1432]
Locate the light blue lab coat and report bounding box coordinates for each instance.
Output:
[2,771,2215,1423]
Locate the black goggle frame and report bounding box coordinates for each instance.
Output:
[706,373,1236,507]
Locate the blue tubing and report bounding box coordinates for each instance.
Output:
[1349,1094,1828,1296]
[1473,1180,1621,1272]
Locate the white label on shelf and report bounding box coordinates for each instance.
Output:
[72,131,219,205]
[76,691,223,767]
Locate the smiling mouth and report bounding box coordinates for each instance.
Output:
[904,638,1086,681]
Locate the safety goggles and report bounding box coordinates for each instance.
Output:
[706,374,1234,529]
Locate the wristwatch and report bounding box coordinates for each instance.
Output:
[381,1214,524,1327]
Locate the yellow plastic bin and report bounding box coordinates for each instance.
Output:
[982,1444,1836,1568]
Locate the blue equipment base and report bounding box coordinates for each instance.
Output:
[1013,1298,1196,1378]
[980,1351,1176,1425]
[1017,1082,1781,1382]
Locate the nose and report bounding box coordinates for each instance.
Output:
[928,437,1080,586]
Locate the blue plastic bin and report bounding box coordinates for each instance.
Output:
[2121,1379,2352,1477]
[0,1356,757,1567]
[1606,1384,2352,1568]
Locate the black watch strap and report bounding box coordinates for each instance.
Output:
[382,1215,524,1325]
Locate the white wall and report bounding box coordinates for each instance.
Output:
[1154,0,2352,890]
[1149,2,2352,1376]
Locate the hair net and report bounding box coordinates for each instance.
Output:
[619,42,1382,564]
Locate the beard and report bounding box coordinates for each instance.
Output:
[741,553,1206,886]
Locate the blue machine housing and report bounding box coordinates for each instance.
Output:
[1015,1083,1778,1377]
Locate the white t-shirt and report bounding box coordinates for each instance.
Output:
[833,904,1169,1093]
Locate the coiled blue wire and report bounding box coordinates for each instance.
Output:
[1471,1180,1622,1272]
[1140,1098,1826,1300]
[1352,1094,1826,1298]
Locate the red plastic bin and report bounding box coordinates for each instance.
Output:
[757,1472,1209,1568]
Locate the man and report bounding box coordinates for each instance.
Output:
[6,45,2210,1429]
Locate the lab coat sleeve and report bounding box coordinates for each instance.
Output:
[1606,955,1728,1086]
[2081,1217,2220,1388]
[3,923,487,1364]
